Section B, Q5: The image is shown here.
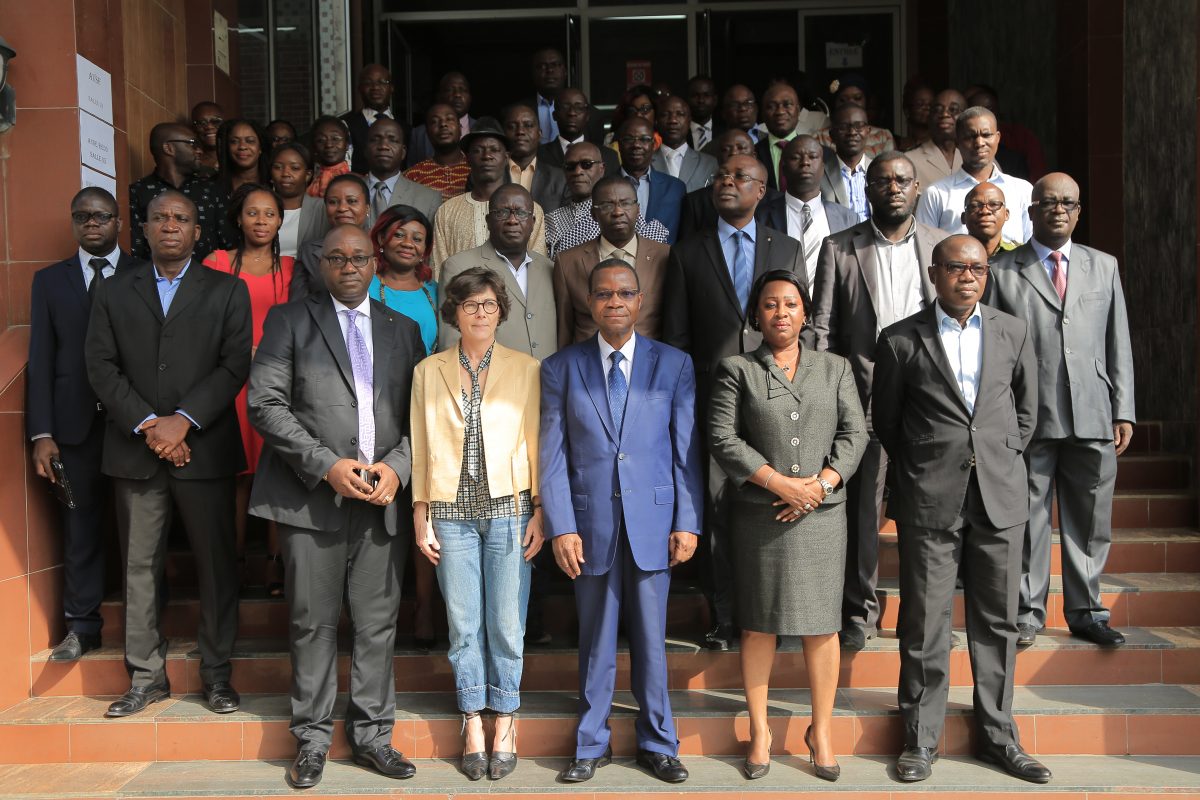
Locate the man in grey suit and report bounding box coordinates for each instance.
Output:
[248,225,424,789]
[987,172,1135,649]
[874,234,1050,785]
[440,185,557,359]
[364,118,442,227]
[811,152,946,651]
[820,104,872,222]
[653,95,719,193]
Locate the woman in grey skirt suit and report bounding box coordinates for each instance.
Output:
[709,269,866,781]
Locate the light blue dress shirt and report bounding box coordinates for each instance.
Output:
[839,157,870,222]
[136,260,198,433]
[622,169,652,213]
[1030,237,1072,285]
[717,216,757,286]
[934,301,983,414]
[537,95,559,143]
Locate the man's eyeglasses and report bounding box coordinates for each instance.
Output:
[361,79,392,87]
[725,99,756,110]
[1034,198,1081,213]
[867,176,915,191]
[167,138,199,148]
[833,122,868,134]
[488,208,533,221]
[590,289,640,302]
[564,159,600,172]
[593,199,638,213]
[965,200,1006,214]
[618,135,654,147]
[192,117,223,128]
[460,299,500,315]
[714,170,764,186]
[558,103,589,114]
[322,254,372,268]
[934,261,989,278]
[72,211,116,225]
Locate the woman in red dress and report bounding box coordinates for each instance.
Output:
[203,183,294,595]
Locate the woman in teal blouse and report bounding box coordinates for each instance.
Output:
[368,204,439,355]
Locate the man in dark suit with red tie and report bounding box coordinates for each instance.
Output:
[28,187,144,661]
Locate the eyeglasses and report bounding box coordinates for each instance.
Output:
[618,135,654,146]
[460,299,500,315]
[593,199,638,213]
[965,200,1006,214]
[322,254,372,268]
[764,100,797,112]
[628,103,654,115]
[192,117,223,127]
[833,122,868,133]
[867,176,915,191]
[590,289,640,302]
[72,211,116,225]
[714,170,764,186]
[167,138,199,148]
[724,99,756,110]
[361,79,392,87]
[935,261,989,278]
[488,208,533,221]
[564,159,600,171]
[1034,198,1081,212]
[930,104,962,116]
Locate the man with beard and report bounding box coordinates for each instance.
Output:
[504,103,566,213]
[820,104,873,221]
[405,103,472,200]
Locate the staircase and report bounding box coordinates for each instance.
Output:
[2,422,1198,799]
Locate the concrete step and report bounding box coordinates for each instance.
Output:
[28,627,1200,697]
[1,754,1198,797]
[1115,454,1192,491]
[1,685,1198,763]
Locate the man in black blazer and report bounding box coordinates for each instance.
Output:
[504,103,567,212]
[341,64,396,174]
[873,234,1050,785]
[679,130,785,241]
[522,48,607,146]
[536,87,620,176]
[661,154,803,650]
[86,190,251,718]
[248,225,423,790]
[28,188,142,661]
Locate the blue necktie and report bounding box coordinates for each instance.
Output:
[733,230,753,314]
[607,351,628,434]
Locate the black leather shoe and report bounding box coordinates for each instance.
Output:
[703,623,735,651]
[559,745,612,782]
[839,625,873,652]
[202,682,240,714]
[636,749,688,783]
[1071,620,1125,648]
[977,743,1052,783]
[105,683,170,717]
[354,745,416,779]
[896,746,937,782]
[287,749,326,789]
[1017,624,1038,648]
[50,631,101,662]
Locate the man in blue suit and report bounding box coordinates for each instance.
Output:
[540,257,704,784]
[617,117,686,242]
[28,187,143,661]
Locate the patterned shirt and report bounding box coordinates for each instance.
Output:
[546,198,671,258]
[129,172,227,264]
[405,159,470,200]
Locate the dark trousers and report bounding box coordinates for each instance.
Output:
[281,501,406,753]
[58,423,107,636]
[573,528,676,758]
[113,472,238,688]
[896,474,1021,750]
[700,454,736,628]
[843,436,887,632]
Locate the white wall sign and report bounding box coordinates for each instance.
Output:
[214,12,230,75]
[81,165,118,197]
[79,111,116,177]
[75,55,113,124]
[826,42,864,69]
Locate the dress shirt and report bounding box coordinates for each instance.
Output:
[537,94,559,143]
[558,134,584,154]
[332,294,375,463]
[690,119,713,150]
[79,246,119,288]
[785,194,828,292]
[367,171,401,204]
[622,169,652,212]
[598,235,639,264]
[838,155,871,221]
[497,249,533,297]
[872,219,923,331]
[934,301,983,414]
[509,158,537,192]
[1030,237,1073,285]
[766,130,798,182]
[659,142,688,178]
[136,260,201,433]
[459,113,471,138]
[361,108,391,126]
[598,331,636,385]
[916,163,1034,245]
[717,216,757,286]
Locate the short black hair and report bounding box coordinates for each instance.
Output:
[587,257,641,293]
[71,186,118,213]
[441,266,511,328]
[866,151,916,180]
[747,269,811,332]
[325,172,369,198]
[146,189,198,219]
[270,140,313,170]
[590,175,637,201]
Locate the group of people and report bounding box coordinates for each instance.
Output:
[27,48,1133,791]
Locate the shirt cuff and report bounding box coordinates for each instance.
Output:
[30,433,52,441]
[176,410,201,430]
[135,414,156,435]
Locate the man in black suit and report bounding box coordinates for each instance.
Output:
[28,188,142,661]
[536,87,620,176]
[873,234,1050,785]
[86,190,251,718]
[341,64,395,174]
[524,47,606,145]
[661,154,803,650]
[685,75,724,151]
[679,129,785,241]
[248,225,423,790]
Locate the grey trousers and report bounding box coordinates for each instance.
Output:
[1020,437,1116,630]
[843,436,887,632]
[281,501,406,753]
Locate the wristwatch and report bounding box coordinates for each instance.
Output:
[817,476,835,497]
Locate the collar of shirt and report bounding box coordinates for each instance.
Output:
[717,215,757,246]
[496,248,533,273]
[333,294,372,319]
[660,141,689,161]
[838,155,867,176]
[558,134,584,152]
[509,157,537,181]
[153,259,191,286]
[79,246,121,272]
[599,235,639,260]
[785,192,826,220]
[767,129,798,149]
[598,331,637,378]
[690,119,712,137]
[362,108,391,125]
[951,162,1004,188]
[537,94,554,109]
[367,171,401,194]
[935,300,982,332]
[621,168,650,186]
[870,216,917,246]
[1031,237,1072,266]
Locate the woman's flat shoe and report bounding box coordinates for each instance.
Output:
[805,724,841,782]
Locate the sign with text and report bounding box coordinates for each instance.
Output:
[825,42,863,69]
[81,165,117,197]
[79,111,116,177]
[626,60,652,89]
[75,55,113,124]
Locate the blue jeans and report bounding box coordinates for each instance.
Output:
[432,514,532,713]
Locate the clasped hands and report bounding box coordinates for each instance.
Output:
[138,414,193,467]
[770,474,827,522]
[326,458,399,506]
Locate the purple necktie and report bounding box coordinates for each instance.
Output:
[342,310,375,463]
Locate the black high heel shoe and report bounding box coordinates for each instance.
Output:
[266,552,284,598]
[742,728,773,779]
[805,725,841,782]
[489,711,518,779]
[460,712,487,780]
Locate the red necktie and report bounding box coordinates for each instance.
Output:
[1049,251,1067,301]
[775,140,788,192]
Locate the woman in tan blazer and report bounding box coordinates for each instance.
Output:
[410,267,544,782]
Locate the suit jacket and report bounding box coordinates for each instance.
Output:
[820,150,872,209]
[811,219,947,414]
[438,244,558,360]
[411,343,541,503]
[753,135,785,191]
[873,303,1037,530]
[408,115,477,166]
[27,252,143,445]
[906,138,961,195]
[756,193,859,245]
[85,261,252,480]
[987,242,1136,440]
[688,119,726,151]
[519,96,608,146]
[537,140,621,177]
[339,109,379,175]
[634,169,686,243]
[678,186,786,241]
[528,160,567,213]
[247,293,424,535]
[651,146,719,194]
[372,172,443,226]
[661,224,805,414]
[539,334,704,574]
[296,194,331,253]
[552,236,670,348]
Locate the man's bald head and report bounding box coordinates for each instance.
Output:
[1030,171,1083,247]
[961,181,1009,247]
[714,128,755,161]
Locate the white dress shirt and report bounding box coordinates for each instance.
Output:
[689,119,713,150]
[332,295,374,462]
[79,246,119,288]
[1031,237,1073,285]
[785,194,828,293]
[917,163,1034,245]
[279,208,302,258]
[935,301,983,414]
[361,108,391,126]
[872,219,924,331]
[558,134,585,154]
[598,331,636,385]
[497,249,533,298]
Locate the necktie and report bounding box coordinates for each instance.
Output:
[775,140,789,192]
[371,181,390,221]
[607,351,628,434]
[733,230,753,314]
[668,150,681,178]
[342,310,375,463]
[87,257,107,299]
[801,203,820,268]
[695,124,709,150]
[612,248,629,265]
[1049,251,1067,301]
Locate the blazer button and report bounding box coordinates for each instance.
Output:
[526,312,533,319]
[970,425,977,431]
[613,491,621,498]
[618,453,626,460]
[790,464,800,473]
[350,437,357,446]
[351,400,357,408]
[790,437,800,446]
[790,412,799,421]
[1065,347,1072,354]
[158,363,167,371]
[1063,318,1070,324]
